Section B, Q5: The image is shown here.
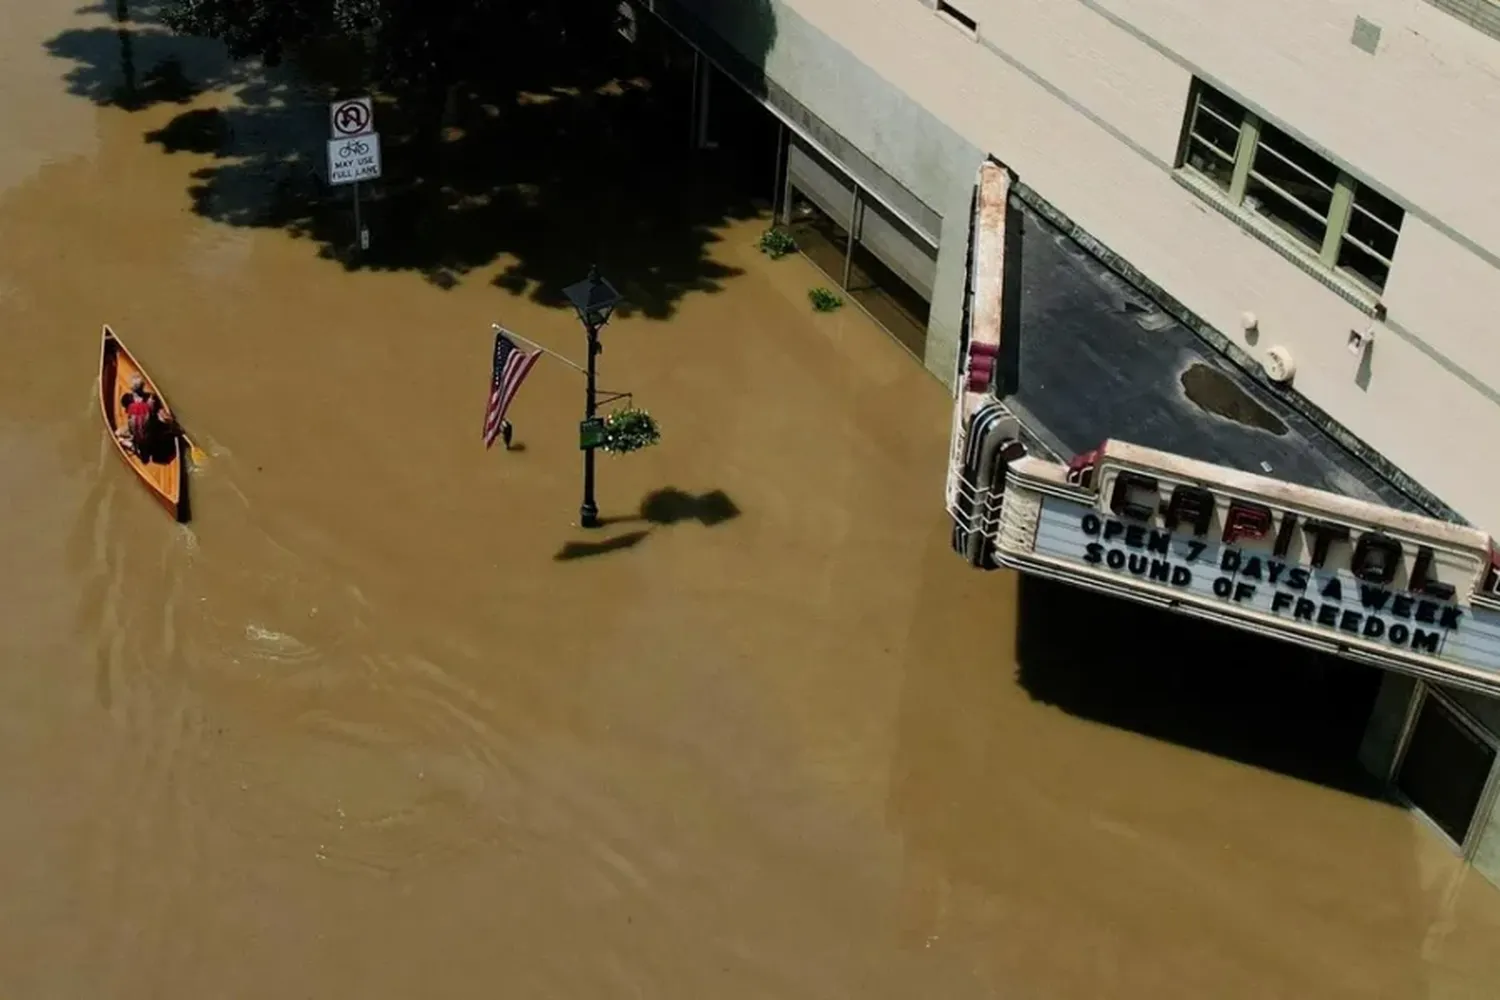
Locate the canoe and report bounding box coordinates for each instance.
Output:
[100,324,190,522]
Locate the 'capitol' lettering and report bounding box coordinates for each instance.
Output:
[1108,471,1456,601]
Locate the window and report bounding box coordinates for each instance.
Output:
[783,139,939,360]
[936,2,979,37]
[1179,80,1404,293]
[1395,687,1499,850]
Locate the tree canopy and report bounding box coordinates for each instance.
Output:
[53,0,775,310]
[160,0,626,88]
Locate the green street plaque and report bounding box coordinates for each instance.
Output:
[579,417,606,450]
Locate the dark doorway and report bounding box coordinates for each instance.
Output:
[633,15,699,141]
[1395,690,1498,847]
[697,65,782,209]
[1015,575,1387,796]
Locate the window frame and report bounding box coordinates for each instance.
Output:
[1390,682,1500,859]
[1176,80,1401,297]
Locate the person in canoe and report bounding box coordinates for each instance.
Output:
[115,373,175,460]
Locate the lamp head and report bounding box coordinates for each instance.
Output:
[563,265,623,329]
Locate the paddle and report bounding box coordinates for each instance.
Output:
[169,413,206,465]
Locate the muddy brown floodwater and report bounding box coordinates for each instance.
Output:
[5,4,1500,999]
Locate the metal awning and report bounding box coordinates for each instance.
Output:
[999,196,1425,516]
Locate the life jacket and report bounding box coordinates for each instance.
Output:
[125,393,154,441]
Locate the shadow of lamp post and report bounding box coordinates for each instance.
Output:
[563,265,624,529]
[115,0,137,104]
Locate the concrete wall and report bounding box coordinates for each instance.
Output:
[657,0,983,384]
[760,13,984,383]
[668,0,1500,532]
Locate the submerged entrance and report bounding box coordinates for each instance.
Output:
[1014,572,1500,864]
[1015,574,1386,795]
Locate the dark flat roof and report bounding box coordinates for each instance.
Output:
[1001,197,1421,515]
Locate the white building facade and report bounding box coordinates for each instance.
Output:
[650,0,1500,528]
[636,0,1500,882]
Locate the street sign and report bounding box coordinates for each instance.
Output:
[329,96,375,138]
[327,134,382,186]
[326,99,380,253]
[580,418,606,450]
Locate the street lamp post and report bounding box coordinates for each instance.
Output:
[563,265,623,529]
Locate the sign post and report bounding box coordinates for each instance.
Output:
[327,96,380,255]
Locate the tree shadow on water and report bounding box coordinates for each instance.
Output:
[1013,574,1388,798]
[46,3,231,110]
[554,487,741,561]
[43,0,783,321]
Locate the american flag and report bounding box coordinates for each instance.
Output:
[483,327,543,449]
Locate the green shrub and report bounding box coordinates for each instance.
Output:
[808,286,844,312]
[757,227,798,259]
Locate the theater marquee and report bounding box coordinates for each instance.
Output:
[992,441,1500,693]
[942,159,1500,692]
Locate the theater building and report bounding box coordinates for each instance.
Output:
[628,1,1500,879]
[947,160,1500,885]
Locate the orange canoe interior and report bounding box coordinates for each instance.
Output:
[100,325,187,521]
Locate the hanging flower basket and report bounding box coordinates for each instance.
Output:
[600,406,662,454]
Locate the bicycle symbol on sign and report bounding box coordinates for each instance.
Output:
[337,139,371,159]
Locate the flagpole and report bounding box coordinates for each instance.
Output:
[494,324,587,375]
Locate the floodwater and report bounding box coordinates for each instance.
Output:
[4,4,1500,998]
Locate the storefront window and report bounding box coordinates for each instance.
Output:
[1395,689,1499,848]
[786,186,851,288]
[847,197,936,359]
[783,139,937,360]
